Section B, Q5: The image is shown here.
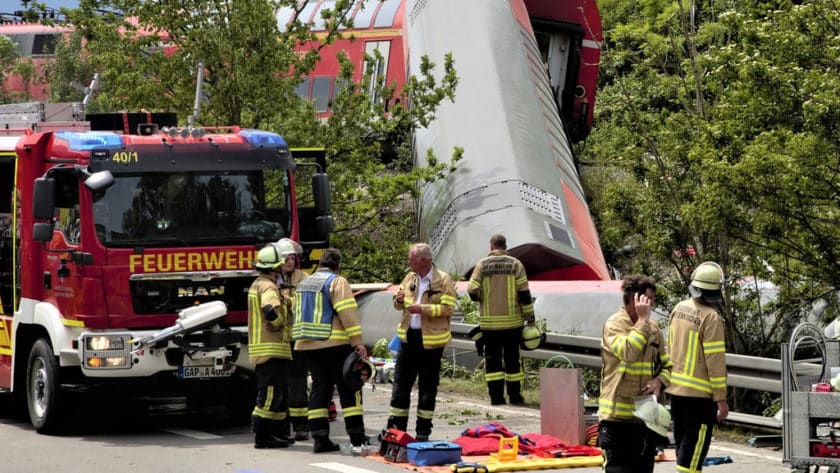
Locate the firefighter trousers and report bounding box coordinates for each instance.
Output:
[287,349,309,433]
[482,328,523,403]
[671,394,717,472]
[304,345,366,441]
[252,358,290,436]
[598,419,660,473]
[386,328,444,437]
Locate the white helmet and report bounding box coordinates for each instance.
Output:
[274,238,297,257]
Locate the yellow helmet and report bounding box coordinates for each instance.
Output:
[689,261,723,302]
[255,245,285,270]
[520,325,545,351]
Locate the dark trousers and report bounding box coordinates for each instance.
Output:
[482,328,522,402]
[252,358,290,436]
[671,394,717,472]
[386,328,444,436]
[287,349,309,432]
[304,345,365,439]
[598,420,658,473]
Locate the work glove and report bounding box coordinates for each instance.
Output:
[262,304,278,322]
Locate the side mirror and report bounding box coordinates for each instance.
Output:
[315,215,334,239]
[33,222,54,242]
[32,177,56,220]
[312,173,331,215]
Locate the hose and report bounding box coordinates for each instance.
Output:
[787,322,828,391]
[544,354,575,368]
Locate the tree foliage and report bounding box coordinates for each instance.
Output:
[583,0,840,357]
[54,0,460,283]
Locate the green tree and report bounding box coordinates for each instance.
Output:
[46,30,94,102]
[582,0,840,360]
[65,0,460,283]
[0,35,18,102]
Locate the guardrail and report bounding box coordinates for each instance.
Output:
[450,322,784,429]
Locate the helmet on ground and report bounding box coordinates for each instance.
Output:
[688,261,724,303]
[520,325,545,351]
[633,398,671,438]
[342,351,376,390]
[274,238,298,257]
[255,245,285,270]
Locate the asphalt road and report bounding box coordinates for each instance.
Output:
[0,382,791,473]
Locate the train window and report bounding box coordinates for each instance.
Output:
[295,77,311,99]
[373,0,402,28]
[364,41,390,105]
[311,77,332,112]
[32,34,58,56]
[353,0,379,29]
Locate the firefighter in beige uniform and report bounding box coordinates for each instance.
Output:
[248,245,294,449]
[274,238,311,441]
[666,262,729,473]
[598,275,672,473]
[468,234,534,405]
[293,248,369,453]
[385,242,457,441]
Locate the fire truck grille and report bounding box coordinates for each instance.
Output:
[129,274,254,315]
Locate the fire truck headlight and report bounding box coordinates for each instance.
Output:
[87,356,129,368]
[86,336,125,351]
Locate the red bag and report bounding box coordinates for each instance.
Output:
[379,428,415,462]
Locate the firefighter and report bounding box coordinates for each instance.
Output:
[293,248,369,453]
[598,275,672,473]
[384,243,457,442]
[248,244,293,449]
[667,261,729,473]
[467,233,535,405]
[274,238,311,441]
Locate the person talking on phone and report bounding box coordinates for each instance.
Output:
[598,275,672,473]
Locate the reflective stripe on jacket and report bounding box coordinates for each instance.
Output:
[467,250,534,330]
[599,308,672,421]
[393,266,457,349]
[293,271,337,341]
[666,298,727,401]
[294,270,363,351]
[248,273,292,364]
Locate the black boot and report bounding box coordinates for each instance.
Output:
[254,433,290,449]
[313,436,341,453]
[349,433,370,447]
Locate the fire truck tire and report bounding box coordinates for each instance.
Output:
[26,339,62,434]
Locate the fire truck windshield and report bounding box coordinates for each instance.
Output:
[93,170,291,247]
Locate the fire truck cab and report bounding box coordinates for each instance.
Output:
[0,112,333,432]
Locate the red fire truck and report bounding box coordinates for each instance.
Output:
[0,111,333,433]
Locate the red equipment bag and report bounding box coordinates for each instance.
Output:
[379,428,415,462]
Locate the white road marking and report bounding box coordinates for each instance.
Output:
[163,428,222,440]
[710,445,781,461]
[312,462,380,473]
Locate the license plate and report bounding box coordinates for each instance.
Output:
[178,365,235,379]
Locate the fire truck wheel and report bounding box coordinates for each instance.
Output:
[26,339,62,433]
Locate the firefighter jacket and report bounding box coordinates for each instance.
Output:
[278,268,308,299]
[248,273,292,365]
[666,298,728,401]
[293,269,363,351]
[599,308,673,421]
[393,265,458,349]
[467,250,534,330]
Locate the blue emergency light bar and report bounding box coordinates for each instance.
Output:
[238,129,288,148]
[55,131,124,151]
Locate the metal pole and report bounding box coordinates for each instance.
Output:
[189,61,204,127]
